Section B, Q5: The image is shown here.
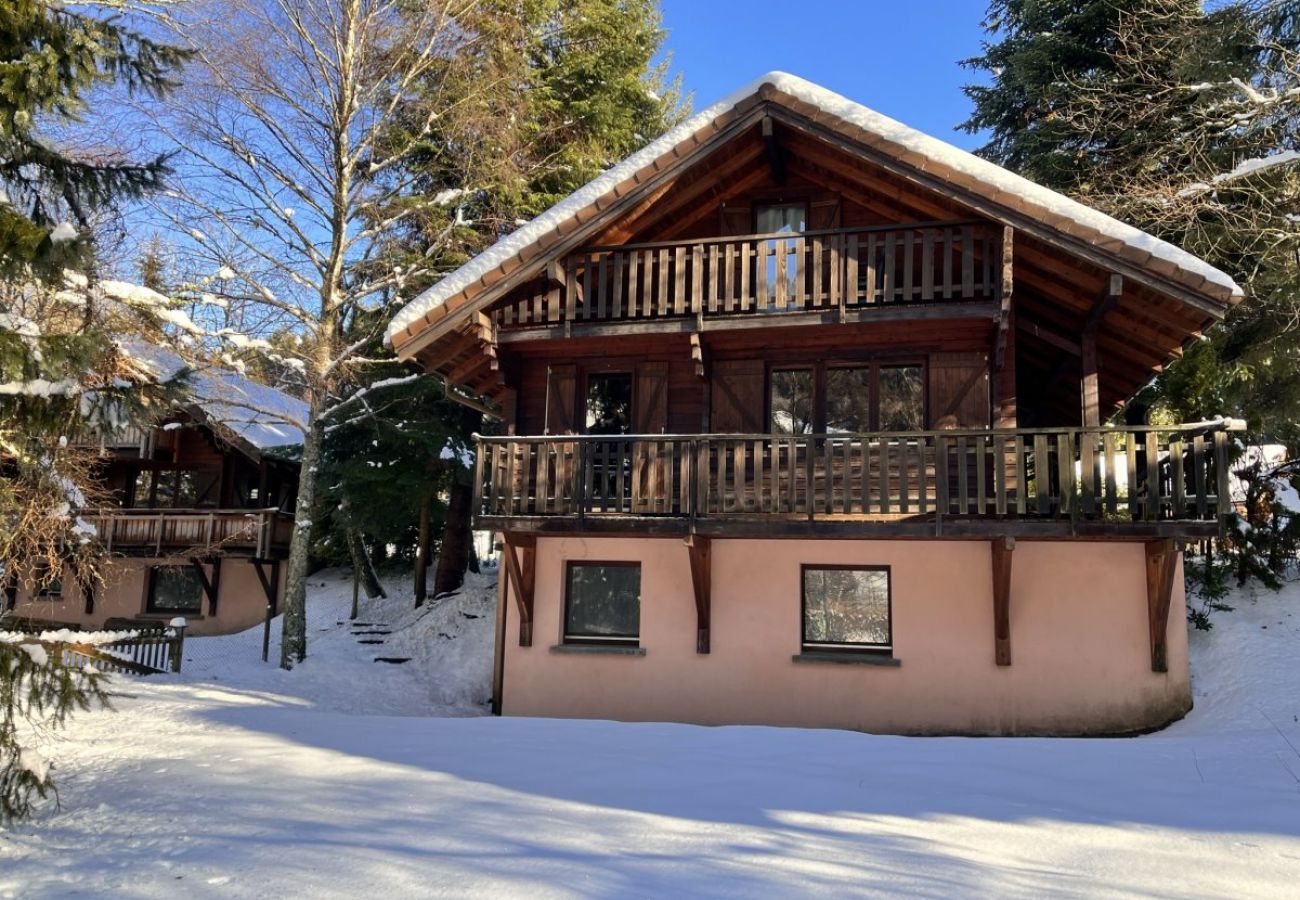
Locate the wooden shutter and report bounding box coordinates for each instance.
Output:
[807,194,842,231]
[928,353,990,429]
[544,364,577,435]
[719,202,752,236]
[710,360,765,433]
[634,361,669,434]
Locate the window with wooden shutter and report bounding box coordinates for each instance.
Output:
[633,361,668,434]
[807,195,841,231]
[710,360,765,433]
[927,353,990,429]
[544,364,578,435]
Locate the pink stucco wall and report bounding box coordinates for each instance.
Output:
[7,557,284,636]
[501,537,1190,735]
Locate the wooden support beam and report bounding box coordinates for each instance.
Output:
[1081,276,1119,427]
[1145,538,1179,673]
[251,559,278,611]
[995,226,1014,370]
[80,574,95,616]
[991,537,1014,666]
[690,333,706,379]
[1081,331,1100,427]
[762,115,786,184]
[685,534,711,653]
[5,571,19,611]
[1018,316,1082,356]
[189,558,220,616]
[503,533,537,646]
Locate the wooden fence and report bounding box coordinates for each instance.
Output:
[80,508,290,557]
[474,422,1243,533]
[494,220,1000,328]
[4,625,186,675]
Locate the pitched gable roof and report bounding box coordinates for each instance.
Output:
[385,72,1241,359]
[123,342,308,458]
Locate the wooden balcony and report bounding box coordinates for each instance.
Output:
[80,508,293,558]
[473,421,1243,539]
[491,220,1002,335]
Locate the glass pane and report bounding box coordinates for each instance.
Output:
[803,568,890,647]
[175,470,200,508]
[149,567,205,612]
[826,368,872,433]
[586,373,633,435]
[565,564,640,640]
[757,204,805,304]
[770,369,813,435]
[879,366,925,431]
[131,470,154,508]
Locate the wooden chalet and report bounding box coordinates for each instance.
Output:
[386,73,1245,735]
[4,347,301,636]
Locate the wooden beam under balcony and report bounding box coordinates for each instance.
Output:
[991,537,1014,666]
[498,301,999,344]
[503,533,537,647]
[1146,538,1179,673]
[685,535,711,653]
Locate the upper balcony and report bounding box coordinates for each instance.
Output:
[489,220,1002,338]
[79,508,293,558]
[472,421,1243,540]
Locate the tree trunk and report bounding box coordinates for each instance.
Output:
[279,415,322,669]
[346,528,386,599]
[414,491,431,607]
[433,480,472,597]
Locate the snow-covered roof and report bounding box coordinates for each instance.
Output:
[385,71,1243,350]
[123,342,308,454]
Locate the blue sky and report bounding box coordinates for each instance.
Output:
[658,0,992,150]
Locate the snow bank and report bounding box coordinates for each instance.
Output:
[386,71,1242,344]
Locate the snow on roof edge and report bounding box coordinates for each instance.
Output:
[384,71,1242,347]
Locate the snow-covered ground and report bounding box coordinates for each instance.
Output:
[1,571,1298,898]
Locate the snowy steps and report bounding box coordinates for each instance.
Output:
[338,620,406,662]
[373,657,411,665]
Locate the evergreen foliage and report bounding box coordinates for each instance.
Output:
[0,638,111,822]
[963,0,1300,602]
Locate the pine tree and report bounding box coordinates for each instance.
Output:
[1,1,186,822]
[963,0,1300,600]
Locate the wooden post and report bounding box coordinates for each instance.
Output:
[414,492,431,608]
[350,567,360,621]
[502,533,536,646]
[991,537,1014,666]
[254,559,279,663]
[491,546,509,715]
[169,620,187,674]
[685,534,711,653]
[1145,539,1179,672]
[1081,331,1100,427]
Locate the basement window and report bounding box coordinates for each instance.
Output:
[564,562,641,646]
[801,565,892,654]
[147,566,205,614]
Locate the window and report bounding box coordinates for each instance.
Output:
[756,203,806,301]
[585,372,633,435]
[564,562,641,645]
[878,366,924,431]
[147,566,205,614]
[801,565,891,652]
[825,368,872,433]
[770,369,814,435]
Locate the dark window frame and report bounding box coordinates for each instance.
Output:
[766,360,927,434]
[34,563,63,599]
[145,565,206,615]
[752,201,808,236]
[800,563,893,654]
[562,560,642,647]
[583,370,636,436]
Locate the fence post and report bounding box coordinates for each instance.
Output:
[261,596,273,663]
[350,567,360,621]
[168,617,187,673]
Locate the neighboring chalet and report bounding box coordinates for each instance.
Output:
[4,346,302,636]
[385,74,1244,735]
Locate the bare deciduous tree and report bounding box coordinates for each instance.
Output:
[144,0,485,666]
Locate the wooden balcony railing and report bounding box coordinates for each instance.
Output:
[473,421,1245,537]
[79,508,293,557]
[493,221,1001,329]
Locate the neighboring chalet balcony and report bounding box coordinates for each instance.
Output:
[491,221,1001,335]
[79,508,293,558]
[473,421,1243,539]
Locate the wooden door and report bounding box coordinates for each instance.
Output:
[632,362,670,512]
